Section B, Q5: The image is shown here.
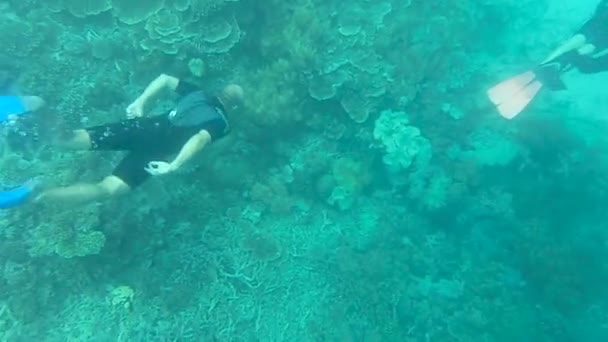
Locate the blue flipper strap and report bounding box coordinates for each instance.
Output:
[0,182,35,209]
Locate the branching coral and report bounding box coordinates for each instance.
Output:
[56,230,106,258]
[25,206,106,258]
[249,178,294,214]
[240,233,282,262]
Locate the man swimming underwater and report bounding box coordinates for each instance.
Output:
[32,74,244,206]
[488,0,608,119]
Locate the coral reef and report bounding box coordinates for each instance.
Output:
[0,0,607,340]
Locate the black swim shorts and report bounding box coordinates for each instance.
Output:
[86,115,206,188]
[85,80,229,189]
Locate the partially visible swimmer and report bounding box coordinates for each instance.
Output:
[30,73,244,207]
[488,0,608,119]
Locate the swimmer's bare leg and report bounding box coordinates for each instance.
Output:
[578,43,596,55]
[541,34,587,64]
[19,96,45,112]
[36,176,130,205]
[55,129,92,150]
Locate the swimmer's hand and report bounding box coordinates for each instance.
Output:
[144,161,177,176]
[126,99,144,119]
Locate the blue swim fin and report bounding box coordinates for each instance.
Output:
[0,180,37,209]
[0,96,28,123]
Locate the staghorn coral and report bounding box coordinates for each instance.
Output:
[249,175,296,215]
[55,230,106,258]
[240,233,282,263]
[25,206,106,259]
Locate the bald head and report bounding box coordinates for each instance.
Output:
[219,84,244,111]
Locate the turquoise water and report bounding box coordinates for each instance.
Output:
[1,0,608,341]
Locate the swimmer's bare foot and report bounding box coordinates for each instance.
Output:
[27,178,48,204]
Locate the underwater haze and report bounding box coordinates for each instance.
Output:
[2,0,608,341]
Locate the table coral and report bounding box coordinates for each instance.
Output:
[112,0,165,25]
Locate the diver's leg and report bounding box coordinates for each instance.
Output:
[577,43,596,56]
[36,176,130,205]
[36,151,151,205]
[56,129,92,150]
[19,96,45,112]
[576,56,608,74]
[541,34,587,65]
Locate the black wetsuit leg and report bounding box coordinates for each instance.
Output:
[569,1,608,74]
[574,53,608,73]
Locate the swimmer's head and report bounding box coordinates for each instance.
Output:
[218,84,244,111]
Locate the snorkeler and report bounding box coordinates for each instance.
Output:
[29,74,244,207]
[0,69,46,209]
[488,0,608,119]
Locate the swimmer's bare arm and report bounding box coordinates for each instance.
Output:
[168,129,212,171]
[127,74,180,118]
